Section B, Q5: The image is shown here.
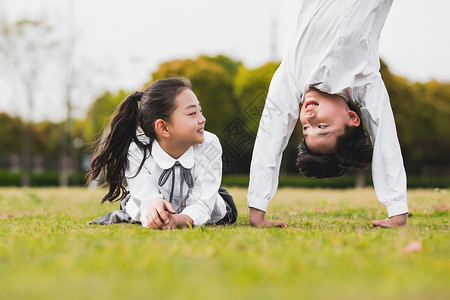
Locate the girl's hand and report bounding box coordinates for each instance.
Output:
[161,214,194,230]
[146,198,177,229]
[161,214,178,230]
[371,213,407,227]
[249,207,288,228]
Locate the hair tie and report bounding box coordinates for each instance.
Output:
[134,91,144,101]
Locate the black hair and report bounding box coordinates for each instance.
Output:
[296,101,373,178]
[87,77,192,203]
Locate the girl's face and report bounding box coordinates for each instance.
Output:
[166,88,206,148]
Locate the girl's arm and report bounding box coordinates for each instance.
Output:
[179,133,223,226]
[125,142,175,228]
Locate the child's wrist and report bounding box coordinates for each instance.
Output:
[175,214,194,228]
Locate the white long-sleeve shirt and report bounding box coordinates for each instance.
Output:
[248,0,408,217]
[124,131,227,227]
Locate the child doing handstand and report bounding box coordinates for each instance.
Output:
[248,0,408,228]
[88,78,237,229]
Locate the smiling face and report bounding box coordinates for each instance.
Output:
[165,88,206,149]
[300,90,360,153]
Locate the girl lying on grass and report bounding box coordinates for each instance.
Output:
[87,78,237,229]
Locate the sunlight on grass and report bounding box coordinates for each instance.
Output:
[1,187,449,300]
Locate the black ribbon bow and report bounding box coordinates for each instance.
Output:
[158,161,194,213]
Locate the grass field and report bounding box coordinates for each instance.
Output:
[1,187,449,300]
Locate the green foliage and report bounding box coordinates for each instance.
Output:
[414,80,450,165]
[0,114,63,165]
[201,54,243,78]
[380,60,450,171]
[0,170,86,186]
[1,55,450,175]
[0,187,449,299]
[233,62,280,132]
[84,90,130,147]
[232,61,304,174]
[33,120,62,159]
[0,113,22,155]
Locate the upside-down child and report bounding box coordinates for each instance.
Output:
[88,78,237,229]
[248,0,408,227]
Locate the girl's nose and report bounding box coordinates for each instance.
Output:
[199,114,206,124]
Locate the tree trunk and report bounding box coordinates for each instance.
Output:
[21,122,31,187]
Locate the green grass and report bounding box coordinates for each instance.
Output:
[1,187,449,300]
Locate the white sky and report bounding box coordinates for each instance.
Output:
[1,0,449,122]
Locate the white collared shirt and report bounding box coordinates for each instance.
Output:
[248,0,408,217]
[124,131,227,227]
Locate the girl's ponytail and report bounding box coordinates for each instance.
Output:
[87,91,142,203]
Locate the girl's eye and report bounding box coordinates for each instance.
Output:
[318,125,326,129]
[303,126,308,130]
[189,112,197,116]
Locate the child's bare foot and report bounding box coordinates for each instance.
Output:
[371,213,407,228]
[249,207,288,228]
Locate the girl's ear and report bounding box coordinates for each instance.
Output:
[155,119,170,138]
[348,111,361,127]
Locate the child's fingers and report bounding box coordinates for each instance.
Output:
[158,209,170,224]
[163,200,177,214]
[148,210,163,228]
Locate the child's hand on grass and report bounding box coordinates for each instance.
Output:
[161,214,178,230]
[249,207,288,228]
[146,198,177,229]
[371,213,407,228]
[161,214,193,230]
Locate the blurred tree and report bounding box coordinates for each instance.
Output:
[76,57,450,176]
[0,113,22,158]
[201,54,242,113]
[201,54,242,80]
[232,62,301,173]
[233,61,279,132]
[414,80,450,172]
[33,121,63,169]
[381,60,450,174]
[0,18,58,185]
[84,90,130,148]
[0,114,64,170]
[380,60,422,169]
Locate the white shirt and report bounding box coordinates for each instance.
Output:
[248,0,408,217]
[124,131,227,227]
